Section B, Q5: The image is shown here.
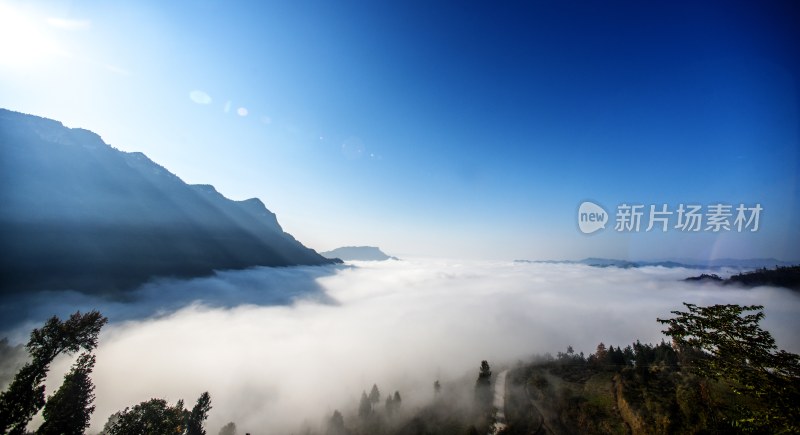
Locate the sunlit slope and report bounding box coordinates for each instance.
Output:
[0,109,337,295]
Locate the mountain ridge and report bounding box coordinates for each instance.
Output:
[0,108,338,295]
[514,257,795,269]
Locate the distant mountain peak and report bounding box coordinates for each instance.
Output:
[321,246,397,261]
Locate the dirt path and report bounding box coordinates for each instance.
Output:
[489,369,509,434]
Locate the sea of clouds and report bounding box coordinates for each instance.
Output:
[2,259,799,434]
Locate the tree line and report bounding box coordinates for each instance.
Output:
[0,311,213,435]
[1,302,798,434]
[537,303,799,433]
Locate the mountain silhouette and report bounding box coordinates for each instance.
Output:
[320,246,397,261]
[0,109,338,295]
[514,257,793,269]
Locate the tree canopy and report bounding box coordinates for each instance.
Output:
[104,398,188,435]
[0,311,107,435]
[37,353,96,435]
[658,303,800,432]
[187,391,212,435]
[103,391,213,435]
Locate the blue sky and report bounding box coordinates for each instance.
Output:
[1,0,798,261]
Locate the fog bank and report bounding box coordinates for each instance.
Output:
[9,259,800,433]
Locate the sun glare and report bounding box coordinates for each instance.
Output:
[0,3,63,69]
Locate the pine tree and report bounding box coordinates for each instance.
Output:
[187,391,212,435]
[659,303,800,432]
[476,360,492,386]
[368,383,380,404]
[475,360,492,406]
[594,342,608,365]
[326,410,345,435]
[37,353,96,435]
[357,391,371,418]
[622,345,635,365]
[218,421,237,435]
[384,395,395,416]
[608,345,626,367]
[0,311,107,435]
